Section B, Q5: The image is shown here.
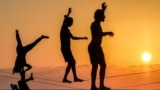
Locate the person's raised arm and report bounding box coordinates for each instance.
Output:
[62,8,72,26]
[65,8,71,17]
[101,3,114,37]
[102,2,107,11]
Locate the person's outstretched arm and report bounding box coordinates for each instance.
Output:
[62,8,72,26]
[102,32,114,37]
[70,32,88,40]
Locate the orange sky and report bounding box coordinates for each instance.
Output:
[1,0,160,69]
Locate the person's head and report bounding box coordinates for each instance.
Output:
[65,17,73,27]
[94,9,105,22]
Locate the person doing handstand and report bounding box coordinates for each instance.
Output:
[13,30,49,74]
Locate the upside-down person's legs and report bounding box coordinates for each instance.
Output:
[63,62,72,83]
[91,63,98,90]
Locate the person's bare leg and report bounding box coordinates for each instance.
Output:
[72,62,83,82]
[63,63,72,83]
[24,35,49,53]
[99,63,110,90]
[91,63,98,90]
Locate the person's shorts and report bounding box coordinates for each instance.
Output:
[88,45,105,64]
[61,48,75,63]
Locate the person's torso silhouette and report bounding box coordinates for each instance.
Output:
[90,21,103,46]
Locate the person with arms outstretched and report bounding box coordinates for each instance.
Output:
[88,3,114,90]
[60,8,87,83]
[13,30,49,74]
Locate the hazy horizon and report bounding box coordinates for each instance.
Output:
[1,0,160,89]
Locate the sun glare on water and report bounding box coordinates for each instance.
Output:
[141,52,152,63]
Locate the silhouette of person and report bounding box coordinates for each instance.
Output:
[88,3,114,90]
[13,30,49,74]
[60,8,88,83]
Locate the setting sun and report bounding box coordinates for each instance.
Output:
[141,52,152,62]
